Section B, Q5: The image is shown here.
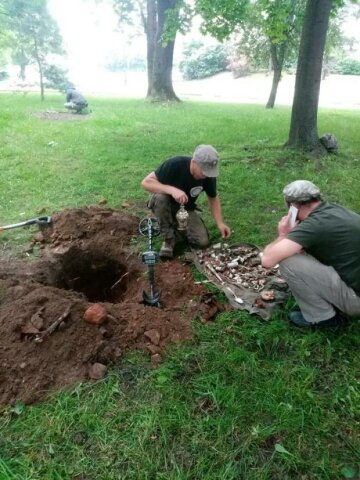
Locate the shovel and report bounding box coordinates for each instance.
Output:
[0,216,52,232]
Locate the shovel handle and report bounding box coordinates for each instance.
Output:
[0,216,52,231]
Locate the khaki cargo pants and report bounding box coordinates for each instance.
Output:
[279,254,360,323]
[147,193,210,248]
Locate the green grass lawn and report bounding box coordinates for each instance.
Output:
[0,93,359,479]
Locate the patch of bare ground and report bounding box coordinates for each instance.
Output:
[0,207,223,405]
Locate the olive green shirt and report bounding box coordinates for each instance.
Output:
[287,202,360,296]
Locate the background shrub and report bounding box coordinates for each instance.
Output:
[334,58,360,75]
[179,42,228,80]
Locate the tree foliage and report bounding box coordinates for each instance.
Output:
[195,0,307,108]
[0,0,65,99]
[179,41,228,80]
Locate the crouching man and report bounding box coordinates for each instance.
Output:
[64,86,88,114]
[261,180,360,327]
[141,145,231,259]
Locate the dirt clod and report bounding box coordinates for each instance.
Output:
[144,329,161,345]
[0,207,211,405]
[89,362,107,380]
[84,304,108,325]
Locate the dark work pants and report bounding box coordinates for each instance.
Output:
[148,193,210,248]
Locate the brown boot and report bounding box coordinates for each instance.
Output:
[159,239,174,259]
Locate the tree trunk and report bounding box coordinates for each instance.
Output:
[19,63,26,81]
[266,43,286,109]
[286,0,333,152]
[146,0,156,97]
[146,0,179,102]
[33,36,44,101]
[39,64,44,102]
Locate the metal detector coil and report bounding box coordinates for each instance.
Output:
[139,217,161,307]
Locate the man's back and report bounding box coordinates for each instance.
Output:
[66,89,86,104]
[288,202,360,294]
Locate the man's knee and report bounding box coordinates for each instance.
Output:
[187,227,210,248]
[279,254,310,277]
[147,193,171,211]
[189,236,210,249]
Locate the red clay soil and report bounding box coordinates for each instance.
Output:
[0,207,223,406]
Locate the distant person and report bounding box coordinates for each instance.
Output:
[261,180,360,327]
[64,86,88,114]
[141,145,231,259]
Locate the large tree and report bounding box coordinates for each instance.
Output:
[286,0,333,151]
[0,0,64,100]
[113,0,186,101]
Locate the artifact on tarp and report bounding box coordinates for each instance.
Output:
[190,243,291,321]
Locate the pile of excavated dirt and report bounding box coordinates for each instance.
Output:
[0,207,224,405]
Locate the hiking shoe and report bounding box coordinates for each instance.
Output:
[289,311,340,328]
[159,241,174,259]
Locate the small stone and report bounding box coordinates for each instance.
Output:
[112,347,122,360]
[88,363,107,380]
[8,285,26,299]
[260,290,276,301]
[21,323,40,334]
[147,344,161,355]
[144,329,161,345]
[20,362,26,369]
[84,304,107,325]
[32,232,45,244]
[151,354,162,365]
[52,245,71,256]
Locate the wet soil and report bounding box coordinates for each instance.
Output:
[0,207,222,405]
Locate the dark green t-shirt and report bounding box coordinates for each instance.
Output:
[155,156,217,210]
[287,202,360,295]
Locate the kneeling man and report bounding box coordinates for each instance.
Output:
[141,145,231,258]
[261,180,360,327]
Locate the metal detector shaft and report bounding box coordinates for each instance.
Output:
[0,216,52,232]
[139,217,161,307]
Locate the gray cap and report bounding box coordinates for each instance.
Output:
[283,180,321,203]
[193,145,219,177]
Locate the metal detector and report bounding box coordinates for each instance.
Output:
[139,217,161,307]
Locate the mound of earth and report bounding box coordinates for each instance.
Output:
[0,207,223,405]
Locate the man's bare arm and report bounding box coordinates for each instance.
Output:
[141,172,188,204]
[207,196,231,239]
[262,237,303,268]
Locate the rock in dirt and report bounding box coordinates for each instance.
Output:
[88,362,107,380]
[151,353,162,365]
[32,232,45,244]
[144,329,161,345]
[84,304,108,325]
